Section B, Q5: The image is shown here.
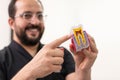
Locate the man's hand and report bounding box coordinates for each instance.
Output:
[12,34,72,80]
[68,33,98,80]
[30,34,72,78]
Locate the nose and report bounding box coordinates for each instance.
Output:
[30,15,40,25]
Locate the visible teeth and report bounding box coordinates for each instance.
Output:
[29,29,38,31]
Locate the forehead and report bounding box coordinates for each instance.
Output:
[15,0,43,13]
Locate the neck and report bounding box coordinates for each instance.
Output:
[21,43,39,57]
[13,34,39,57]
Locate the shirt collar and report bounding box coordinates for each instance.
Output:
[9,40,44,59]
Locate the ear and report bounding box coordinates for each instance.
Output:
[8,17,15,30]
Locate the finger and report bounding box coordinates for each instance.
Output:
[47,34,72,49]
[51,57,64,65]
[69,44,76,54]
[90,41,98,53]
[50,48,64,57]
[87,35,98,53]
[86,33,98,53]
[87,33,96,46]
[83,49,91,57]
[52,65,62,72]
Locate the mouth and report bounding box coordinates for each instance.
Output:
[27,28,39,32]
[25,24,42,38]
[26,25,41,33]
[26,28,40,37]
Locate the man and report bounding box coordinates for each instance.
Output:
[0,0,98,80]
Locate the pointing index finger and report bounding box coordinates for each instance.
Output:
[48,34,72,49]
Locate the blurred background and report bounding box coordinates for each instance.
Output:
[0,0,120,79]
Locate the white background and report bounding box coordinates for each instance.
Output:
[0,0,120,80]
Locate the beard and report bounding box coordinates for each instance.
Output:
[15,24,44,46]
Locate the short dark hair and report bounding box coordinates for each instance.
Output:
[8,0,44,19]
[8,0,16,19]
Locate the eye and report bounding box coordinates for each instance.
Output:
[22,13,32,19]
[37,13,43,20]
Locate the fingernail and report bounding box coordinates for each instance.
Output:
[60,48,64,51]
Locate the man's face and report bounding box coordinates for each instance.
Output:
[13,0,44,46]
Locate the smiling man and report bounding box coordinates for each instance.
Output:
[0,0,98,80]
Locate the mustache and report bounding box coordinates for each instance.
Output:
[25,24,41,30]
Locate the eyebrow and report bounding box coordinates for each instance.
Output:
[23,11,43,14]
[23,11,32,13]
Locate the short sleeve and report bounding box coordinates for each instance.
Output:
[61,48,75,77]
